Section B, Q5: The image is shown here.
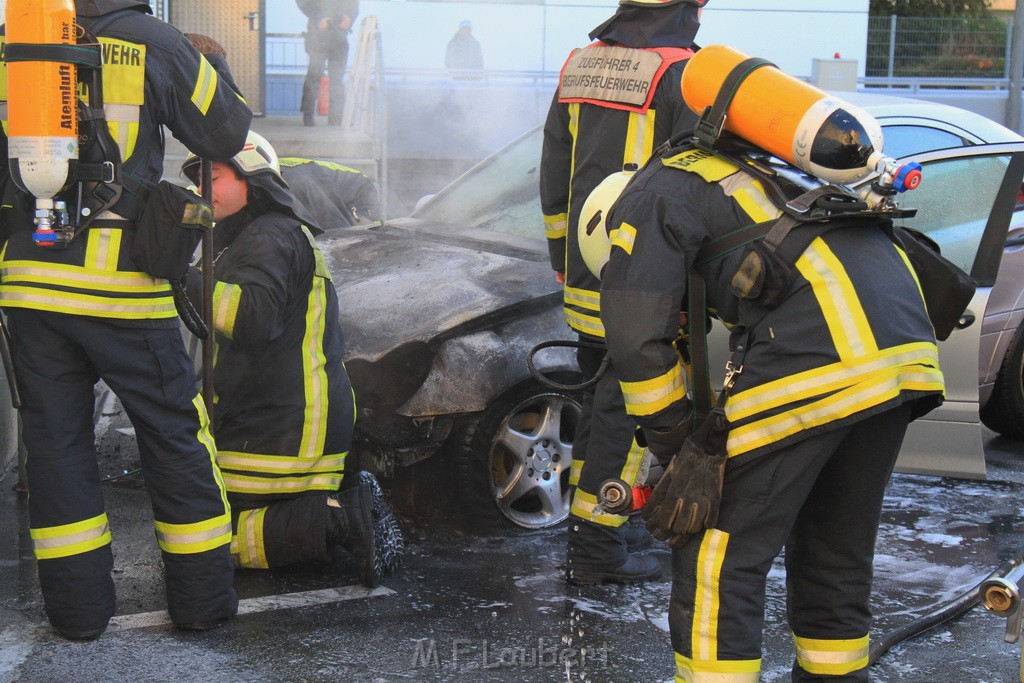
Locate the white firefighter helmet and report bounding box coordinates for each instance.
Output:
[181,130,281,184]
[578,169,636,279]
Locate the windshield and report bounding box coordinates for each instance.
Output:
[410,126,543,241]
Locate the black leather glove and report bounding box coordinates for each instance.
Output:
[641,412,727,548]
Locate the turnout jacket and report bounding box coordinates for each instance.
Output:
[0,0,252,321]
[279,157,379,227]
[540,42,695,338]
[600,144,946,459]
[186,200,354,504]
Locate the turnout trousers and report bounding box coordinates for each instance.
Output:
[568,338,645,566]
[670,402,914,683]
[302,32,349,124]
[7,310,236,635]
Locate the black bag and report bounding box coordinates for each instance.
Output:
[131,180,213,281]
[890,225,977,342]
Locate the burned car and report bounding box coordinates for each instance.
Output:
[322,92,1024,529]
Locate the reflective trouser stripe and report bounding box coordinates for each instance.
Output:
[154,512,232,554]
[216,451,347,474]
[569,458,583,487]
[674,652,760,682]
[221,472,344,495]
[694,530,729,661]
[232,507,269,569]
[570,489,627,527]
[793,634,870,676]
[565,307,604,337]
[31,513,112,560]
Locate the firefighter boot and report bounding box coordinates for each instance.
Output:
[327,484,382,588]
[624,521,654,552]
[355,471,405,572]
[566,516,662,586]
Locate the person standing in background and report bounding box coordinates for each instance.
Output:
[297,0,358,127]
[445,19,483,77]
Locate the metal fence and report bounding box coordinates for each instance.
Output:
[867,14,1012,80]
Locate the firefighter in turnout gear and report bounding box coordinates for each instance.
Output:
[539,0,705,585]
[181,132,403,584]
[279,157,380,228]
[0,0,252,640]
[598,137,945,679]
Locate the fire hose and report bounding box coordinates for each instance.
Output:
[870,549,1024,666]
[526,339,609,392]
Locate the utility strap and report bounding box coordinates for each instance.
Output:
[693,56,776,150]
[2,42,101,68]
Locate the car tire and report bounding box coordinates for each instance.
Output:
[980,320,1024,439]
[454,377,582,532]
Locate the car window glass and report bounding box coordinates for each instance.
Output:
[881,125,969,159]
[413,127,543,239]
[893,154,1010,272]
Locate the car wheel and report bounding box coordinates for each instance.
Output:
[980,320,1024,439]
[455,379,582,531]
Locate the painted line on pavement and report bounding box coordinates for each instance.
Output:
[107,585,395,633]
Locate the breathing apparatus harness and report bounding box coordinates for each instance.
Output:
[2,7,145,247]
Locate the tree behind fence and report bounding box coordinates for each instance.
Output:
[867,14,1011,79]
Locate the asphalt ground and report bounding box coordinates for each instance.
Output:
[1,429,1024,682]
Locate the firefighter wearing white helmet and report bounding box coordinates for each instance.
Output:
[540,0,705,586]
[577,168,636,279]
[181,131,404,583]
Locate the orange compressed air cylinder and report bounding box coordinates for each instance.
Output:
[5,0,78,200]
[681,44,885,185]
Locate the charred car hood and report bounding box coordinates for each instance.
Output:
[317,222,559,361]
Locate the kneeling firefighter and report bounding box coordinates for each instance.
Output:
[595,47,947,680]
[181,132,403,584]
[0,0,252,639]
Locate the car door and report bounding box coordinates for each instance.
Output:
[883,143,1024,478]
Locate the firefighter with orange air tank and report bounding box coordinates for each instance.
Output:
[0,0,252,640]
[594,46,944,680]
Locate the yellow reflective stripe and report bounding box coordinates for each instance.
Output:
[619,438,647,485]
[565,307,604,337]
[726,366,945,456]
[191,55,219,115]
[212,280,242,339]
[566,103,580,212]
[624,109,656,168]
[299,277,330,458]
[217,451,347,474]
[610,223,636,255]
[720,173,781,224]
[104,104,140,160]
[570,489,627,527]
[569,457,583,486]
[222,472,344,495]
[893,243,927,305]
[621,364,687,417]
[564,285,600,311]
[233,507,269,569]
[0,286,176,317]
[31,513,111,560]
[0,260,168,291]
[154,513,232,554]
[793,634,869,676]
[192,393,231,516]
[796,238,877,360]
[544,213,568,240]
[693,530,730,662]
[675,651,760,682]
[84,229,123,271]
[725,343,940,422]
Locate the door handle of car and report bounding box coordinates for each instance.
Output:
[956,312,976,330]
